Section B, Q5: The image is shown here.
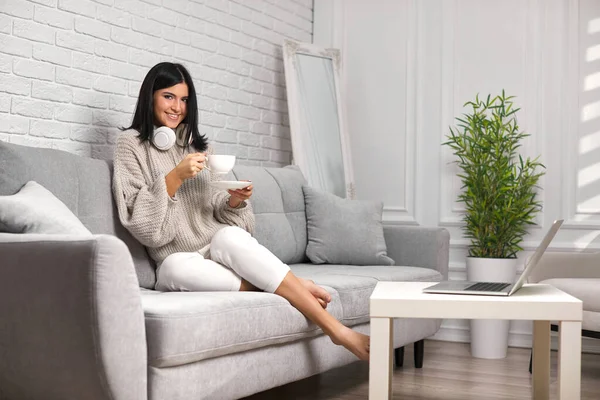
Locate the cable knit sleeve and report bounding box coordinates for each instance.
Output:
[211,188,256,235]
[112,133,182,248]
[206,145,255,234]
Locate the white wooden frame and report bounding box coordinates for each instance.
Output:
[282,39,355,199]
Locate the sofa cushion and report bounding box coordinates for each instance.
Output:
[0,141,156,288]
[582,311,600,332]
[303,186,394,266]
[290,264,443,325]
[141,288,343,367]
[541,278,600,331]
[142,263,442,368]
[0,181,92,235]
[541,278,600,313]
[232,165,308,264]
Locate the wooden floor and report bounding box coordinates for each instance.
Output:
[243,340,600,399]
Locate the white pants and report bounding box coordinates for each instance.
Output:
[155,226,291,293]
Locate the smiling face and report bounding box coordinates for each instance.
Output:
[153,82,189,129]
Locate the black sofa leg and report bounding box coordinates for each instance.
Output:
[414,340,424,368]
[529,351,533,374]
[394,347,404,367]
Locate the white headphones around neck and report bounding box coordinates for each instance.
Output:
[151,124,191,151]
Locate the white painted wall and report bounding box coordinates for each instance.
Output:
[315,0,600,352]
[0,0,313,165]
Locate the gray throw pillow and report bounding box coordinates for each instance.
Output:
[0,181,92,235]
[303,186,394,266]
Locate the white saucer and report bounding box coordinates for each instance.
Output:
[209,181,251,190]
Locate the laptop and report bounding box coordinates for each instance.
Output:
[423,219,564,296]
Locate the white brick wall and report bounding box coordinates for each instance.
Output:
[0,0,311,165]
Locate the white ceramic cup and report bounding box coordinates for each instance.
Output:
[205,155,236,174]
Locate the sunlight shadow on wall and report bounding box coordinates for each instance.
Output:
[573,230,600,249]
[581,101,600,122]
[577,161,600,187]
[584,71,600,90]
[576,12,600,199]
[587,18,600,34]
[573,13,600,249]
[579,130,600,154]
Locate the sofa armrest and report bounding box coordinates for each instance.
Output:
[528,251,600,283]
[0,233,147,400]
[383,225,450,279]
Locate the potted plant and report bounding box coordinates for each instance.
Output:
[444,91,545,359]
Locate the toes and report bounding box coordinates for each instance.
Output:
[309,283,331,301]
[317,298,327,308]
[314,286,331,303]
[303,278,332,306]
[316,291,330,302]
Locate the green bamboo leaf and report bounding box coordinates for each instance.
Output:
[444,91,545,259]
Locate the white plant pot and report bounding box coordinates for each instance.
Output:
[466,257,518,359]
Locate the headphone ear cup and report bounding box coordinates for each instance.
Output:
[152,126,176,150]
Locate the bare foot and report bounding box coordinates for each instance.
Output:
[299,278,331,308]
[330,326,370,361]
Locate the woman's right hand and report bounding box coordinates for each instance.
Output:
[165,153,207,197]
[174,152,208,181]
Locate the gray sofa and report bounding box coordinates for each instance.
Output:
[0,140,449,400]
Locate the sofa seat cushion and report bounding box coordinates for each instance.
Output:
[141,288,343,368]
[290,264,443,325]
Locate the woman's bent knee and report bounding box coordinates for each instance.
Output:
[155,252,197,291]
[211,226,252,252]
[156,251,242,292]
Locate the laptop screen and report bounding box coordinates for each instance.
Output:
[509,219,563,295]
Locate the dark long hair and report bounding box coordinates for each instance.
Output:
[122,62,208,152]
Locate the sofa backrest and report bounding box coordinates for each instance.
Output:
[0,141,157,289]
[232,165,308,264]
[0,141,310,288]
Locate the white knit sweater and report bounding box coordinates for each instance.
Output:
[112,130,255,263]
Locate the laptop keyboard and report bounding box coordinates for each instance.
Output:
[465,282,511,292]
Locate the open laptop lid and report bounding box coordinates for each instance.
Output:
[508,219,563,295]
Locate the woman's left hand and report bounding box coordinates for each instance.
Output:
[228,181,253,207]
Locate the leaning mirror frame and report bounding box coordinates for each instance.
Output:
[282,39,356,199]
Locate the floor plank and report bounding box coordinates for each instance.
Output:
[243,340,600,399]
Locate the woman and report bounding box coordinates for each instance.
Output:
[113,62,369,361]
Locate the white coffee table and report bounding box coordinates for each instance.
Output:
[369,282,583,399]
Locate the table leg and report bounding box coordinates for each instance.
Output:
[558,321,581,400]
[369,317,393,399]
[532,320,550,400]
